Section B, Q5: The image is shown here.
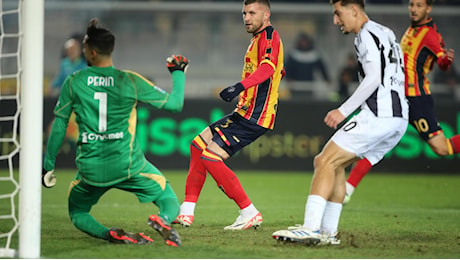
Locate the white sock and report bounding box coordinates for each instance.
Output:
[345,181,355,196]
[180,201,196,215]
[303,195,327,231]
[320,201,343,235]
[240,203,258,218]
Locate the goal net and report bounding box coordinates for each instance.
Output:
[0,0,22,257]
[0,0,43,258]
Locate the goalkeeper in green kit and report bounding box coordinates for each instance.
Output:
[42,18,189,247]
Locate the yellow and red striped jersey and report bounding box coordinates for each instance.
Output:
[400,19,449,97]
[235,25,284,130]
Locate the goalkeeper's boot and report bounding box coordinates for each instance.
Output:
[172,214,194,227]
[148,215,182,247]
[223,211,263,230]
[272,226,322,246]
[107,228,153,245]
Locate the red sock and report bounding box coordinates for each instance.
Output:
[347,158,372,188]
[448,135,460,154]
[200,148,251,209]
[184,137,207,203]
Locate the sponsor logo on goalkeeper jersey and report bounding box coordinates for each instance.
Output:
[87,76,114,87]
[81,131,124,143]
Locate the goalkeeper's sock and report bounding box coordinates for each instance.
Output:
[70,212,109,240]
[447,135,460,155]
[201,148,251,210]
[155,196,180,225]
[184,137,208,204]
[346,158,372,189]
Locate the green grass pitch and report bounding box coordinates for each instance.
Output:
[1,170,460,258]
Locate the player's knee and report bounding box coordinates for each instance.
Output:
[69,212,88,229]
[313,154,327,169]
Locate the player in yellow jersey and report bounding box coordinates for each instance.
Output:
[344,0,458,204]
[173,0,285,230]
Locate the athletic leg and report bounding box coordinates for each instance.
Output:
[181,134,209,215]
[174,129,212,226]
[68,177,110,240]
[201,145,251,209]
[344,158,372,203]
[154,183,181,224]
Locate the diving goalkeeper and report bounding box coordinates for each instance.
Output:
[42,18,189,246]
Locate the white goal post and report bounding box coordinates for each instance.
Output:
[18,0,44,258]
[0,0,43,258]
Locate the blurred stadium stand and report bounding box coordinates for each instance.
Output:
[39,1,460,101]
[43,0,460,4]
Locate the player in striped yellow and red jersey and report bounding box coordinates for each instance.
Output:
[399,0,455,146]
[402,17,452,97]
[344,0,460,204]
[234,24,284,129]
[173,0,285,230]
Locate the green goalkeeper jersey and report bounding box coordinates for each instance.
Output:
[44,66,185,186]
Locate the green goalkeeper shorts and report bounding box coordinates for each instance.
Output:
[68,163,178,214]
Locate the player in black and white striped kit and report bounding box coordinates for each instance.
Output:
[272,0,408,246]
[331,18,408,168]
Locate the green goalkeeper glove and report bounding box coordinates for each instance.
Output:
[42,168,57,188]
[166,55,189,73]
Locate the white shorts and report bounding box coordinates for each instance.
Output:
[331,109,408,165]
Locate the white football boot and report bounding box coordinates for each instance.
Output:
[272,226,322,245]
[274,225,340,246]
[224,212,263,230]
